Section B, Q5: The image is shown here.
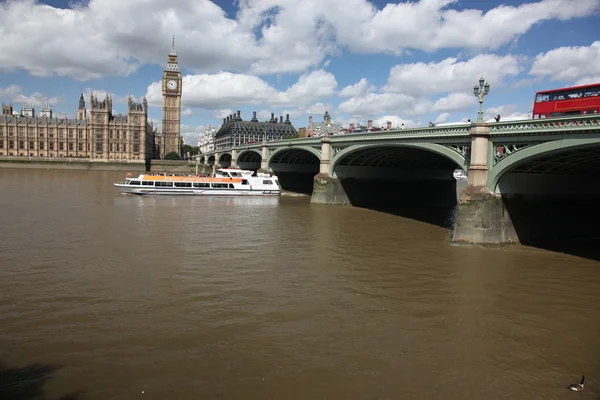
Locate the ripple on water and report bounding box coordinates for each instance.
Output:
[0,170,599,400]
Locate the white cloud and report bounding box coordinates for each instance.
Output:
[338,92,431,118]
[432,92,477,113]
[81,88,140,106]
[484,104,530,121]
[530,41,600,85]
[339,78,376,98]
[0,0,597,80]
[372,116,420,129]
[212,109,233,119]
[434,112,452,124]
[0,85,63,106]
[182,108,193,116]
[145,69,337,110]
[384,54,523,96]
[278,102,335,122]
[181,124,223,147]
[325,0,600,54]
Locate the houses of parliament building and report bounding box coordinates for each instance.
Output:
[0,42,182,160]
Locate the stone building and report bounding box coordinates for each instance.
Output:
[198,125,217,154]
[0,40,181,160]
[157,37,183,158]
[306,111,343,137]
[214,110,297,150]
[0,93,154,160]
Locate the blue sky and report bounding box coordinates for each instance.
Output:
[0,0,599,144]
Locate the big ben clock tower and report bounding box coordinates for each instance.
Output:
[162,37,182,157]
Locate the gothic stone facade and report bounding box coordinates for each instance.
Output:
[0,94,154,160]
[159,39,182,158]
[0,43,181,160]
[215,111,297,150]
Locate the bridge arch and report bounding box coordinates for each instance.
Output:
[331,143,467,176]
[268,146,321,195]
[218,152,232,167]
[267,145,322,167]
[237,149,262,169]
[489,137,600,192]
[207,155,215,165]
[237,149,262,159]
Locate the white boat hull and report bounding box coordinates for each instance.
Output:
[113,183,280,196]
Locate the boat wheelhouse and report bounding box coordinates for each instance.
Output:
[113,168,281,196]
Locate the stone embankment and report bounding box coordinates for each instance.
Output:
[0,157,196,173]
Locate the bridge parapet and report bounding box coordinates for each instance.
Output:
[490,115,600,135]
[329,124,472,142]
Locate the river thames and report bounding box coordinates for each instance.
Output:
[0,169,599,399]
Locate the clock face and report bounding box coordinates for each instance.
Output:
[167,80,177,90]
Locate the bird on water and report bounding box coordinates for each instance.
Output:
[569,375,585,391]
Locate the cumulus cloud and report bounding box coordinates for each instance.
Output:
[529,41,600,85]
[145,69,337,110]
[434,112,452,124]
[212,109,233,119]
[0,85,63,106]
[337,54,517,120]
[432,92,477,113]
[384,54,523,96]
[339,78,376,98]
[0,0,597,79]
[180,124,207,146]
[372,116,420,129]
[338,93,432,118]
[81,88,141,106]
[484,104,530,121]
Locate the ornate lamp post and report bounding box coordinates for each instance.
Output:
[473,76,490,123]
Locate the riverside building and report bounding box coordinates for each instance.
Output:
[0,39,182,160]
[0,95,154,160]
[214,111,298,150]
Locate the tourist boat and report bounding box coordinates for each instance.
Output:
[453,169,467,180]
[113,168,281,196]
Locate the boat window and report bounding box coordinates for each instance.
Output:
[241,179,249,185]
[230,172,241,177]
[228,184,234,188]
[142,181,154,186]
[174,182,192,187]
[263,180,272,185]
[211,183,228,188]
[155,181,173,187]
[130,180,141,185]
[193,182,209,188]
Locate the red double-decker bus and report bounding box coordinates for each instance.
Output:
[532,82,600,119]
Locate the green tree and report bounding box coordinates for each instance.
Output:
[165,151,181,160]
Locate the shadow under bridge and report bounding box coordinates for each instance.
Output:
[218,153,232,168]
[270,148,320,195]
[494,141,600,260]
[334,145,462,228]
[237,150,261,171]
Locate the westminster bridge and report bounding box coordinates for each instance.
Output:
[200,115,600,247]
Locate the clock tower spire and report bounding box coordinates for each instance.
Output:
[161,36,182,158]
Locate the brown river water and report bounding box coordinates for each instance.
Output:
[0,169,599,400]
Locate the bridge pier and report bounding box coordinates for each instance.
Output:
[258,141,269,173]
[213,152,219,175]
[311,138,350,205]
[452,123,518,244]
[230,149,237,168]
